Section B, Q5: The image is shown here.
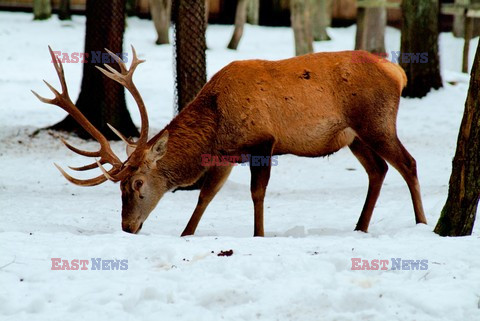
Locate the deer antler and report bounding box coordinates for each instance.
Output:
[32,46,149,185]
[96,46,149,152]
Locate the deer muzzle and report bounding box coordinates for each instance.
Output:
[122,221,143,234]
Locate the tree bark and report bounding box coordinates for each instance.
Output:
[228,0,248,50]
[171,0,207,190]
[462,16,474,73]
[247,0,260,25]
[355,7,385,53]
[312,0,331,41]
[290,0,314,56]
[33,0,51,20]
[172,0,207,112]
[149,0,171,45]
[205,0,210,26]
[434,41,480,237]
[400,0,442,98]
[50,0,139,140]
[58,0,71,20]
[453,0,465,38]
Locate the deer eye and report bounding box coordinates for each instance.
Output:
[133,179,143,191]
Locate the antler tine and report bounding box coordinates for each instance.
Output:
[60,138,100,158]
[128,45,146,76]
[32,46,123,174]
[96,159,118,181]
[32,47,70,106]
[104,48,128,74]
[54,163,108,187]
[69,159,107,171]
[107,123,136,147]
[31,89,53,104]
[96,64,125,85]
[31,80,62,105]
[48,45,68,96]
[96,46,149,150]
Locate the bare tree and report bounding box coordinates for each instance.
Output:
[291,0,314,56]
[247,0,260,25]
[172,0,207,111]
[58,0,71,20]
[228,0,248,50]
[171,0,207,189]
[149,0,171,45]
[312,0,331,41]
[434,41,480,237]
[50,0,138,139]
[205,0,210,26]
[33,0,51,20]
[355,7,386,53]
[126,0,137,16]
[400,0,442,98]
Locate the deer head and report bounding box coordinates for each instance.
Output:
[32,46,169,234]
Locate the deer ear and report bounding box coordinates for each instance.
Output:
[149,130,169,161]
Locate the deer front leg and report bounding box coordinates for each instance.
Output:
[249,140,275,237]
[181,165,233,236]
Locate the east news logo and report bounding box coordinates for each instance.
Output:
[351,258,428,270]
[51,258,128,270]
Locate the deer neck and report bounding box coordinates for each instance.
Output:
[156,99,218,188]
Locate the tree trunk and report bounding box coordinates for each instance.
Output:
[453,0,465,38]
[355,7,385,53]
[172,0,207,111]
[58,0,71,20]
[463,16,474,73]
[400,0,442,98]
[290,0,314,56]
[149,0,171,45]
[33,0,51,20]
[312,0,331,41]
[434,41,480,237]
[126,0,137,16]
[205,0,210,25]
[247,0,259,25]
[171,0,207,190]
[228,0,248,50]
[172,0,207,112]
[50,0,139,140]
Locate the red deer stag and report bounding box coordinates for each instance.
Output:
[33,46,427,236]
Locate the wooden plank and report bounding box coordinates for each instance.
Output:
[442,7,466,15]
[466,9,480,17]
[356,0,400,9]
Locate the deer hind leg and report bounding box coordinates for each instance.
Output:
[349,138,389,232]
[181,165,233,236]
[359,133,427,226]
[249,139,275,237]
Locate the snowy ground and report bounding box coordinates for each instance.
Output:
[1,12,480,321]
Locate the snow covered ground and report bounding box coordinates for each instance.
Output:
[1,12,480,321]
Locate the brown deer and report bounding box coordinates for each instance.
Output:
[33,46,427,236]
